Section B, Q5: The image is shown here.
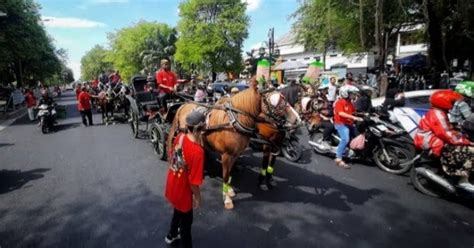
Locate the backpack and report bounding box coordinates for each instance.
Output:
[170,134,187,173]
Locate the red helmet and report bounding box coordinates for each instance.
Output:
[430,90,463,110]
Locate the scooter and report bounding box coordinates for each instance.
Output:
[309,115,415,174]
[37,104,57,134]
[410,151,474,198]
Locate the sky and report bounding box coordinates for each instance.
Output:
[37,0,299,80]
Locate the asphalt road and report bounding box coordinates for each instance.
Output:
[0,91,473,248]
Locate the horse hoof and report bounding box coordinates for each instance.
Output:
[224,200,234,210]
[259,184,269,191]
[227,188,236,198]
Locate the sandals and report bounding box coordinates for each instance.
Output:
[335,159,351,169]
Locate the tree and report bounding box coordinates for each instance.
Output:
[0,0,63,86]
[175,0,249,80]
[292,0,421,71]
[140,28,177,74]
[422,0,474,77]
[107,21,175,81]
[80,45,112,80]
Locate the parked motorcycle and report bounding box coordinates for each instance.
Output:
[308,115,415,174]
[37,104,57,134]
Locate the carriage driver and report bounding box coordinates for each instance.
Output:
[155,59,178,113]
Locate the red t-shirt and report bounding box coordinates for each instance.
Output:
[77,91,92,111]
[25,92,36,108]
[156,70,177,94]
[334,98,355,125]
[165,134,204,212]
[75,88,81,99]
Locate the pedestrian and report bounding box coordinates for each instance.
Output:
[77,86,95,126]
[24,89,37,121]
[327,77,337,114]
[165,111,206,248]
[344,72,355,86]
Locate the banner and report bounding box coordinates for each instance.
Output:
[304,60,324,84]
[256,59,271,84]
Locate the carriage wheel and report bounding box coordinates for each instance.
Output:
[150,125,167,161]
[130,113,139,138]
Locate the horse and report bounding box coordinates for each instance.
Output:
[168,77,262,209]
[255,92,302,190]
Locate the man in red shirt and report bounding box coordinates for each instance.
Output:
[156,59,178,112]
[333,85,363,168]
[165,111,205,247]
[24,89,37,121]
[77,86,96,126]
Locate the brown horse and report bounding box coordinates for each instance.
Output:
[168,77,262,209]
[256,92,302,190]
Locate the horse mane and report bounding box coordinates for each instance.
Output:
[209,87,261,129]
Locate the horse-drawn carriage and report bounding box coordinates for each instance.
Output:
[128,75,185,160]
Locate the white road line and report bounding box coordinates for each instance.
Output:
[0,112,27,132]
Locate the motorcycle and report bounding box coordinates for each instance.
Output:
[410,151,474,199]
[37,104,57,134]
[250,125,303,162]
[308,115,415,174]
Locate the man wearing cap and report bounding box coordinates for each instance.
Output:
[155,59,178,112]
[165,111,206,248]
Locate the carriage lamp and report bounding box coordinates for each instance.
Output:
[274,48,280,57]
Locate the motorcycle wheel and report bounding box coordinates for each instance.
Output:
[310,132,328,154]
[150,125,167,161]
[410,166,443,198]
[282,138,303,162]
[41,118,48,134]
[373,145,412,175]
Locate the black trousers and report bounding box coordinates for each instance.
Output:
[321,120,334,141]
[158,94,171,112]
[80,109,93,126]
[169,208,193,248]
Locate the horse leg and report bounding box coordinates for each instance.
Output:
[266,153,277,189]
[259,145,271,191]
[221,153,236,209]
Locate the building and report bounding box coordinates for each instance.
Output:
[248,28,427,80]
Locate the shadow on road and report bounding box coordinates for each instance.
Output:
[0,168,50,194]
[0,143,14,148]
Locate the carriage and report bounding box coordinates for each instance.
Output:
[128,75,186,160]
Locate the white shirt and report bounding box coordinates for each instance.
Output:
[327,84,337,101]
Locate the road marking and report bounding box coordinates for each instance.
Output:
[0,112,27,132]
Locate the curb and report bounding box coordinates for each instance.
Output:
[0,108,27,132]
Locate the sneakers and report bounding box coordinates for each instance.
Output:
[165,233,181,244]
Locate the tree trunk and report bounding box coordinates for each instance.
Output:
[14,59,23,88]
[359,0,366,49]
[423,0,447,84]
[375,0,385,72]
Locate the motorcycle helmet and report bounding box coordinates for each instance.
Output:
[430,90,463,110]
[339,85,359,98]
[455,81,474,98]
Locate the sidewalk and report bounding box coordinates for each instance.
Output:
[0,106,27,132]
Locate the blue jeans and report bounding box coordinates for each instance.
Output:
[335,124,355,159]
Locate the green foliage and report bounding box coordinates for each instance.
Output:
[175,0,249,75]
[107,21,175,81]
[292,0,421,54]
[141,28,177,74]
[0,0,65,86]
[80,45,112,80]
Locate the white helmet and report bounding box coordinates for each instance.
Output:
[339,85,359,98]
